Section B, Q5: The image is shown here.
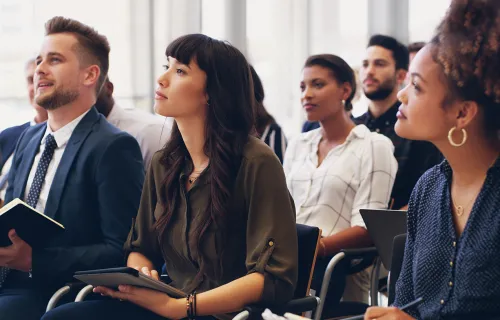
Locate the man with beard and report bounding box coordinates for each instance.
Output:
[355,35,441,210]
[0,17,144,320]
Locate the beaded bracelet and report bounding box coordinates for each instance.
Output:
[186,292,197,320]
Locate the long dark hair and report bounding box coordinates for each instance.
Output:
[154,34,255,274]
[304,54,357,111]
[250,65,275,136]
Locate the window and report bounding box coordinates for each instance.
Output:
[409,0,451,43]
[0,0,139,129]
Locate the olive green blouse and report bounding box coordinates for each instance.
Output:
[124,136,298,306]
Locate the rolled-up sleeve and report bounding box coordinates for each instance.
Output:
[351,136,397,228]
[123,152,165,270]
[243,153,298,305]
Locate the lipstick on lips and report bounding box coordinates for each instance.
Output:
[396,106,407,119]
[303,103,317,112]
[155,91,167,100]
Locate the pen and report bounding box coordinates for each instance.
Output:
[341,297,424,320]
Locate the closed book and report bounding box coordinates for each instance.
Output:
[0,198,64,248]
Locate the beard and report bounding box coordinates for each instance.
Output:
[364,77,397,101]
[36,86,79,110]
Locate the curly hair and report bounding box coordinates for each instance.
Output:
[431,0,500,136]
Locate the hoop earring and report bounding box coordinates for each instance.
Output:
[448,127,467,147]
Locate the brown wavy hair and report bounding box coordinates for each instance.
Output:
[154,34,255,277]
[431,0,500,138]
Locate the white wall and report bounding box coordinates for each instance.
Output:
[0,0,451,132]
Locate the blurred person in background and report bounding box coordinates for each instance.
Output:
[405,42,426,84]
[95,77,171,170]
[250,65,287,163]
[284,54,397,317]
[356,35,441,211]
[0,58,48,206]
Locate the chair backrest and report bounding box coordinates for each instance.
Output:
[294,224,321,298]
[388,233,407,305]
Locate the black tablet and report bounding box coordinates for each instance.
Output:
[74,267,185,298]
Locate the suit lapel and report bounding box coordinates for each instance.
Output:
[13,126,46,199]
[44,108,100,219]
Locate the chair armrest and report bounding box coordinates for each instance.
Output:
[75,284,94,302]
[340,247,377,258]
[341,247,378,275]
[45,281,88,312]
[241,297,319,318]
[284,296,319,314]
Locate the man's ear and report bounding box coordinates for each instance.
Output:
[396,69,407,85]
[106,80,114,96]
[83,65,100,87]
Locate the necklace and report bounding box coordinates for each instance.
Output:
[187,161,209,184]
[188,175,200,184]
[451,155,498,216]
[451,195,476,217]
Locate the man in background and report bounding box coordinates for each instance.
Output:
[346,34,441,304]
[95,77,171,169]
[357,34,441,210]
[406,41,425,84]
[408,41,425,65]
[0,58,48,206]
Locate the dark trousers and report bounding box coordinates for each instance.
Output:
[42,298,218,320]
[310,255,349,317]
[41,299,167,320]
[0,288,51,320]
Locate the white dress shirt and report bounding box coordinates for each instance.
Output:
[284,125,397,237]
[24,110,90,213]
[106,104,171,170]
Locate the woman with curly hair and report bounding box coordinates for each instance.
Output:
[42,34,298,320]
[364,0,500,319]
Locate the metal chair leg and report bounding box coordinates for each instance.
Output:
[369,257,382,306]
[313,252,346,320]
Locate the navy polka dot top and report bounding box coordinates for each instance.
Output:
[393,157,500,320]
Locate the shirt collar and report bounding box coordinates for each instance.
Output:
[365,100,401,125]
[301,124,370,145]
[41,109,91,148]
[179,158,211,187]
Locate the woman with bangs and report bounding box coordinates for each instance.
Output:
[42,34,298,320]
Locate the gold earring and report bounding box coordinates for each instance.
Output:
[448,127,467,147]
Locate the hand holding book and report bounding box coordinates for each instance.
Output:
[0,229,32,272]
[0,198,64,248]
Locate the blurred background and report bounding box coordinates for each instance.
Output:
[0,0,450,136]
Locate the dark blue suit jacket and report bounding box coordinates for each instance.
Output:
[4,107,145,290]
[0,122,30,173]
